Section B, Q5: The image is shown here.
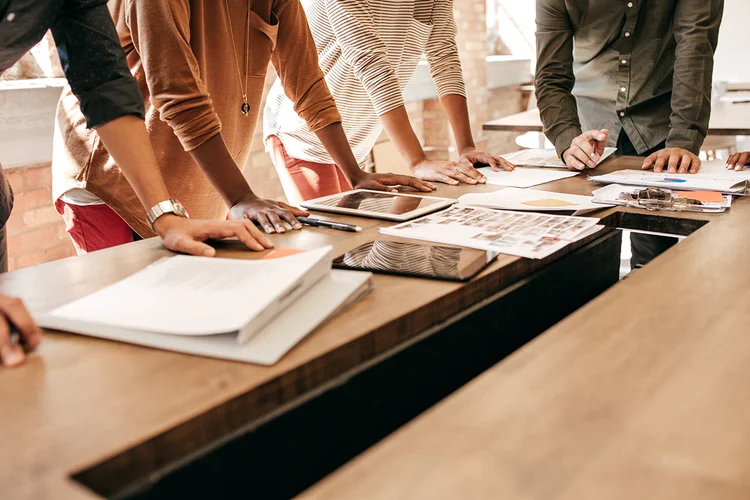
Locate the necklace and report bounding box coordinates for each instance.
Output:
[223,0,252,116]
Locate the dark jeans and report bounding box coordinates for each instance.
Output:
[616,131,677,268]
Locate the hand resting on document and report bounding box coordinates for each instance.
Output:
[726,151,750,171]
[154,213,277,257]
[0,295,42,368]
[642,147,701,174]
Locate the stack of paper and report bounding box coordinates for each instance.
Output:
[36,247,372,365]
[458,187,609,215]
[502,147,617,168]
[380,206,603,260]
[590,170,750,194]
[477,167,580,188]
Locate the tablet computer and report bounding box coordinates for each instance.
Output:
[300,189,456,222]
[333,240,497,282]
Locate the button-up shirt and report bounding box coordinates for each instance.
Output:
[0,0,144,129]
[535,0,724,158]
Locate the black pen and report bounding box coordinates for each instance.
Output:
[297,217,362,233]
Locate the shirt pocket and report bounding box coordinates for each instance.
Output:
[408,18,434,56]
[248,10,279,77]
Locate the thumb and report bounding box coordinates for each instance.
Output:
[171,236,216,257]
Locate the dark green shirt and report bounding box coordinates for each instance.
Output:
[535,0,724,158]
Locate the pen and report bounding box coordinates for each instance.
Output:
[297,217,362,233]
[8,324,21,347]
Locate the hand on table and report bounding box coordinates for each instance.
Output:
[459,147,515,172]
[229,195,309,234]
[726,152,750,171]
[153,214,275,256]
[351,171,436,193]
[0,295,42,368]
[642,148,701,174]
[563,129,610,171]
[411,158,487,186]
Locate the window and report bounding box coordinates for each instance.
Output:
[487,0,536,60]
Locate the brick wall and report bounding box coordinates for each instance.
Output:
[5,164,76,271]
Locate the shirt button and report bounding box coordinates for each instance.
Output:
[620,87,627,93]
[620,112,626,117]
[6,12,15,21]
[627,2,633,7]
[621,59,627,64]
[624,32,631,37]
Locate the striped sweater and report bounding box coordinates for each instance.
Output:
[263,0,466,166]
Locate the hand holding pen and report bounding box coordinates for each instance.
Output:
[0,295,42,368]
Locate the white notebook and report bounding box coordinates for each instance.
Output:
[36,247,373,365]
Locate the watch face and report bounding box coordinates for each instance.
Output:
[172,200,189,218]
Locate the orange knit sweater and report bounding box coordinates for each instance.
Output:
[52,0,341,237]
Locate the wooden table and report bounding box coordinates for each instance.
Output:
[483,102,750,136]
[0,176,627,499]
[299,158,750,499]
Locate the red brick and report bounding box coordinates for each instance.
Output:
[23,206,61,228]
[45,243,76,263]
[24,164,52,189]
[5,212,26,237]
[8,225,58,255]
[5,169,25,192]
[15,250,47,270]
[13,188,52,212]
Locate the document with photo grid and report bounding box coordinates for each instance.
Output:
[380,206,603,260]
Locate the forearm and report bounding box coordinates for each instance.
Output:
[95,116,171,209]
[188,133,255,206]
[380,106,427,168]
[313,123,365,183]
[440,94,475,153]
[667,0,723,154]
[535,0,581,156]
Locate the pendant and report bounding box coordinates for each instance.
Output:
[241,101,251,116]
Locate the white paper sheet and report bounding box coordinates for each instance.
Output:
[699,159,749,174]
[37,270,372,366]
[458,187,610,214]
[380,206,602,260]
[590,170,750,193]
[478,167,580,188]
[503,147,617,168]
[40,247,333,337]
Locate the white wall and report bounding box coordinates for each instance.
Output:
[714,0,750,83]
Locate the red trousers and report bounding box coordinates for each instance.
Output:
[55,200,135,255]
[266,135,352,204]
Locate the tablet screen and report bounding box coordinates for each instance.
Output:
[333,240,497,282]
[314,191,449,216]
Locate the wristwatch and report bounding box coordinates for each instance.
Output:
[147,199,189,230]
